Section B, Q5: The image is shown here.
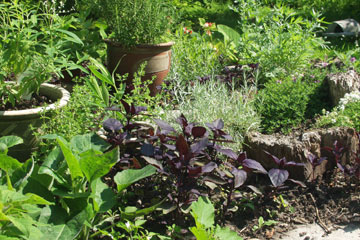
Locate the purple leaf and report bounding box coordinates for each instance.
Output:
[219,148,238,160]
[176,114,188,129]
[176,135,190,156]
[243,159,268,174]
[264,151,281,166]
[203,175,227,185]
[134,106,147,115]
[237,152,247,163]
[232,169,247,188]
[141,143,155,156]
[142,156,163,170]
[153,119,175,132]
[286,161,305,167]
[184,123,194,136]
[106,106,122,111]
[192,126,207,138]
[103,118,123,132]
[268,168,289,187]
[247,185,262,195]
[202,162,217,173]
[206,119,224,130]
[188,166,202,178]
[163,143,176,151]
[121,100,131,114]
[288,179,306,188]
[191,137,209,154]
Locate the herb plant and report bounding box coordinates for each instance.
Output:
[0,1,83,108]
[101,0,175,47]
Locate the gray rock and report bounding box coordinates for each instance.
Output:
[243,127,359,181]
[326,70,360,106]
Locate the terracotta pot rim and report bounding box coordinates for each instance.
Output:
[104,39,174,48]
[0,83,70,118]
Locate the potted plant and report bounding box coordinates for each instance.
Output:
[101,0,175,96]
[0,2,74,160]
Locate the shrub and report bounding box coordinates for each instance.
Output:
[258,70,331,134]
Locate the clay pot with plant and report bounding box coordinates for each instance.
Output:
[0,2,77,160]
[101,0,175,96]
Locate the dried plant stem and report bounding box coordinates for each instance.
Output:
[308,193,331,234]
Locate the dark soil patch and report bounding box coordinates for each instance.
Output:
[233,169,360,240]
[0,93,54,111]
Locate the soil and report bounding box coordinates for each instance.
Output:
[0,93,54,111]
[231,169,360,240]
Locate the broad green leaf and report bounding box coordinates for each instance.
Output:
[114,165,156,193]
[79,147,119,183]
[120,198,165,219]
[189,226,210,240]
[215,225,243,240]
[24,193,53,205]
[0,153,22,173]
[56,138,83,183]
[7,214,44,240]
[0,135,23,149]
[39,207,87,240]
[217,24,241,47]
[70,133,110,154]
[38,146,67,185]
[190,196,215,229]
[90,178,116,213]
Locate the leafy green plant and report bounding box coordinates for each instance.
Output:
[86,58,125,108]
[231,0,327,83]
[189,196,243,240]
[315,91,360,131]
[101,0,175,47]
[166,25,221,102]
[0,1,83,108]
[252,216,277,232]
[34,84,104,158]
[38,133,159,239]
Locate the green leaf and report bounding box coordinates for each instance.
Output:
[79,147,119,183]
[70,133,110,154]
[0,135,23,149]
[88,65,113,86]
[215,225,243,240]
[217,24,241,47]
[114,165,156,193]
[38,146,67,185]
[56,137,83,183]
[39,206,87,240]
[7,214,44,240]
[120,198,165,220]
[0,153,22,173]
[189,226,211,240]
[55,29,83,45]
[190,196,215,229]
[90,178,116,213]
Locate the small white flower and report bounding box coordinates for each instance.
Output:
[125,221,131,230]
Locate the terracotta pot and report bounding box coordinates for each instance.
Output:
[105,40,174,96]
[0,83,70,161]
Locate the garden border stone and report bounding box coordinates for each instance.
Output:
[243,127,359,181]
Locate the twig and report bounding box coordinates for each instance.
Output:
[308,193,331,234]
